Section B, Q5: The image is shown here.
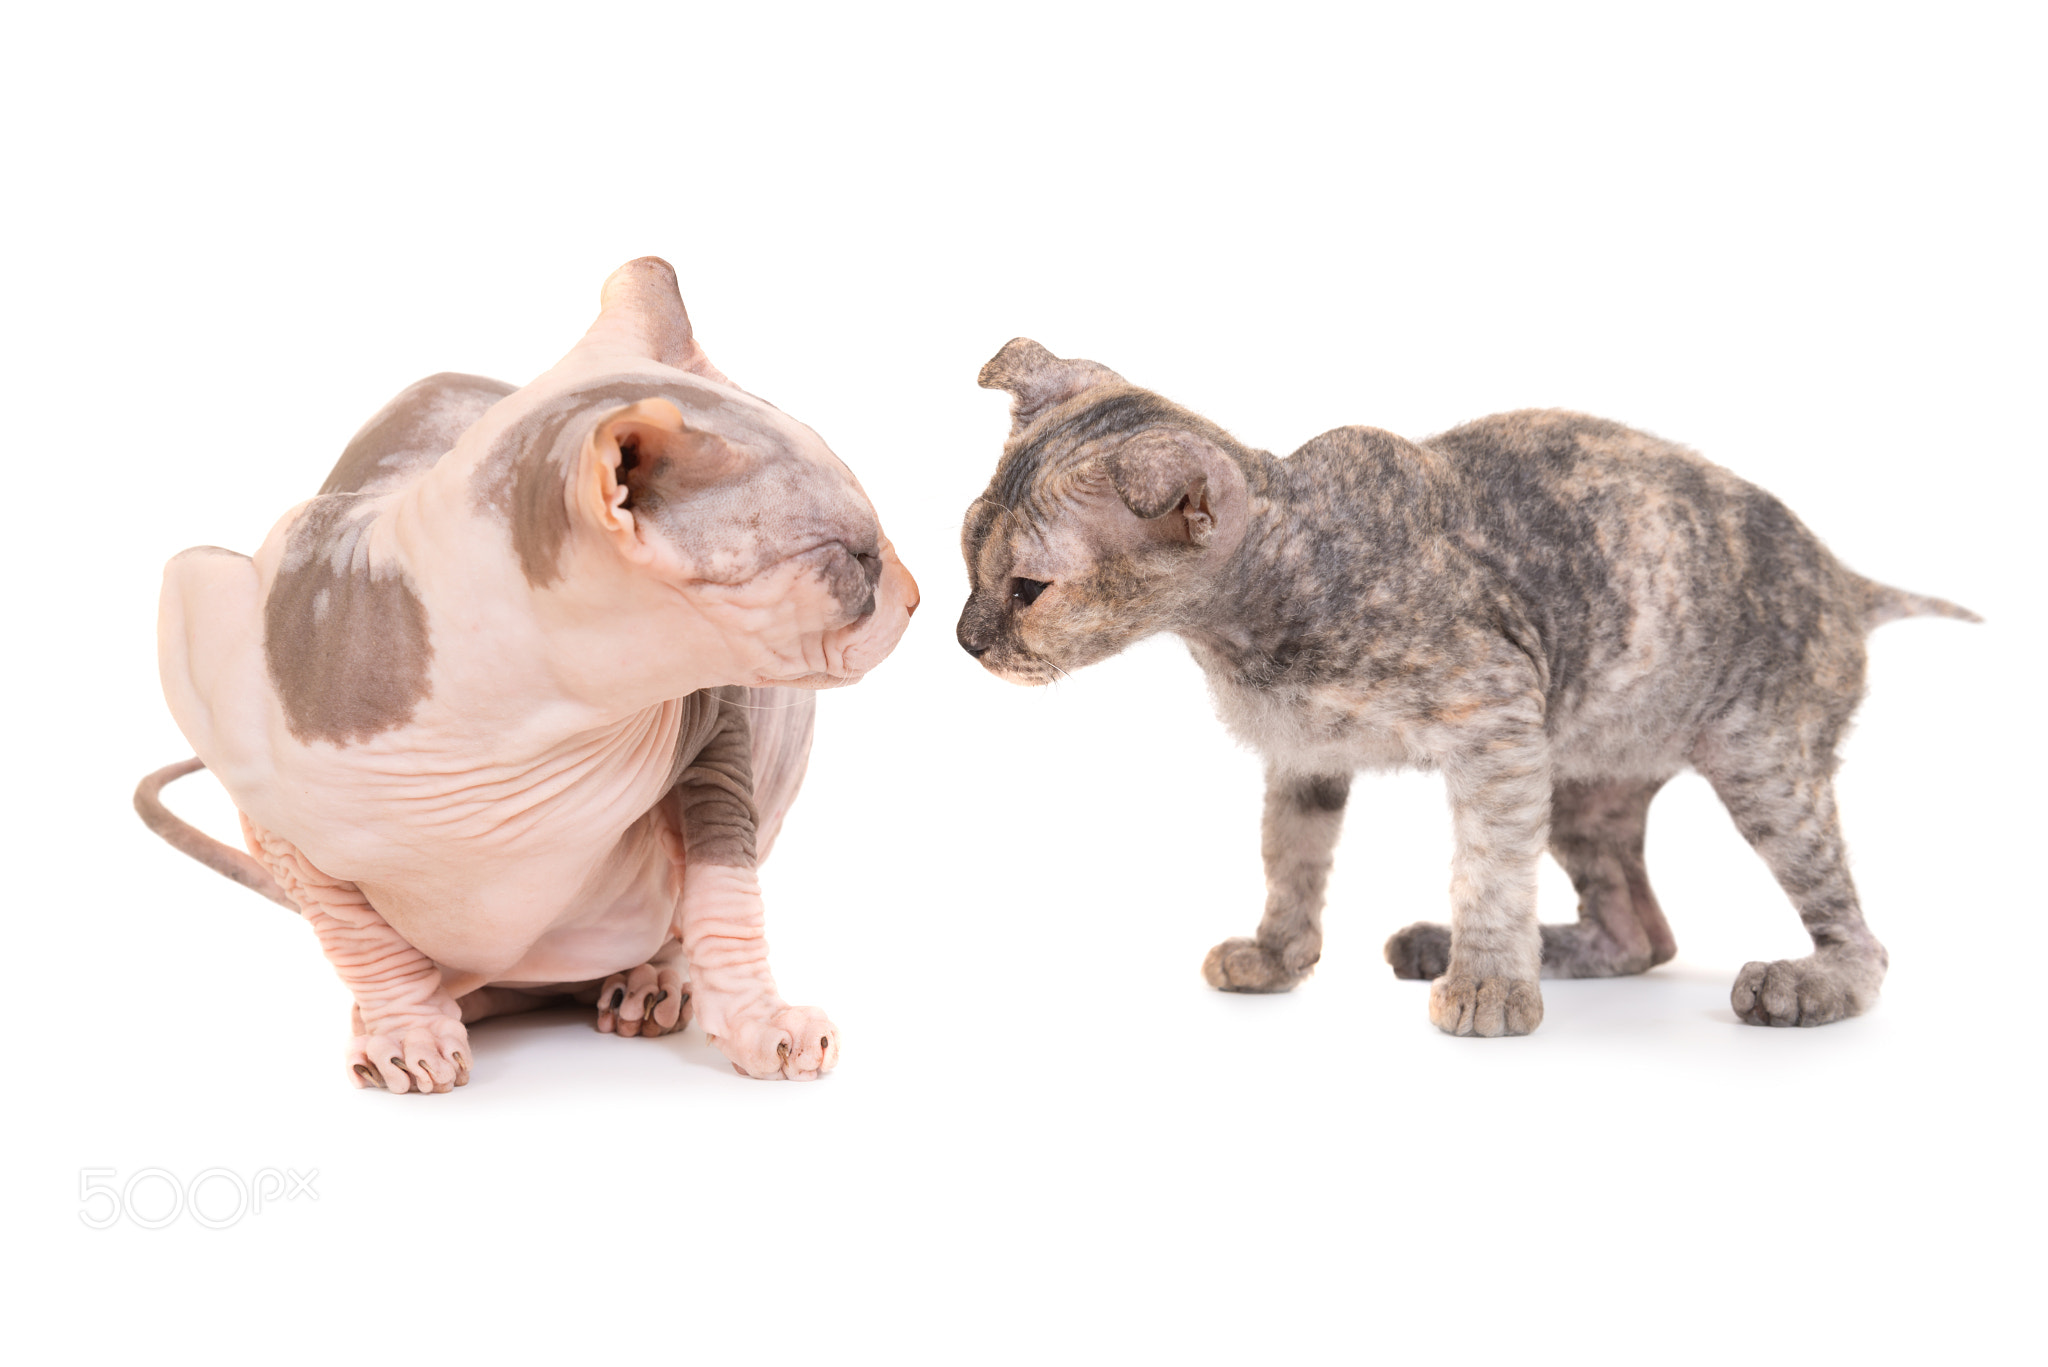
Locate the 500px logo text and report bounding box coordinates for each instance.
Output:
[79,1167,320,1229]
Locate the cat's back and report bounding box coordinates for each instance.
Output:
[318,372,516,496]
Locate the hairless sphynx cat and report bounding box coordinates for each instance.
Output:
[139,258,918,1092]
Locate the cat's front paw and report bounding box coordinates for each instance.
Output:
[1428,976,1543,1037]
[349,1017,471,1093]
[708,1005,839,1080]
[1384,921,1452,979]
[1202,937,1312,993]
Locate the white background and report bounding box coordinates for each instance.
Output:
[4,3,2041,1362]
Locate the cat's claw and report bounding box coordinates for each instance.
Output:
[349,1019,470,1093]
[596,962,692,1038]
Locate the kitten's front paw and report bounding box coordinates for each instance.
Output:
[1730,952,1881,1027]
[1202,937,1311,993]
[1384,922,1452,980]
[349,1017,471,1093]
[1428,976,1543,1037]
[709,1006,839,1080]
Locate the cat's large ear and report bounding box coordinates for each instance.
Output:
[1108,429,1221,547]
[575,397,745,564]
[978,339,1124,437]
[570,257,731,385]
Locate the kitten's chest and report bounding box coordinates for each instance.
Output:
[1202,668,1426,772]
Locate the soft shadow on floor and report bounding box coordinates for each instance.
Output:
[460,1005,740,1092]
[1533,961,1738,1034]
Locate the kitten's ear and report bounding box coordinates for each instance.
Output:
[1109,429,1220,546]
[978,339,1124,437]
[569,257,731,385]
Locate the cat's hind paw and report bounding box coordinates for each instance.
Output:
[596,962,692,1038]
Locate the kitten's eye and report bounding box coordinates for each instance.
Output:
[1010,577,1050,607]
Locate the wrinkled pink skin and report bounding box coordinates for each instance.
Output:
[157,260,917,1092]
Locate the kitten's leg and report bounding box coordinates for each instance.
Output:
[1540,777,1676,976]
[241,815,470,1093]
[1385,777,1674,979]
[1202,768,1350,993]
[1698,738,1885,1026]
[1426,728,1549,1036]
[669,687,837,1079]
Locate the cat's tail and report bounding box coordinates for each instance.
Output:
[1859,578,1983,630]
[134,758,295,910]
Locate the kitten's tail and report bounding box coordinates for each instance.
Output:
[1859,579,1983,630]
[134,758,295,910]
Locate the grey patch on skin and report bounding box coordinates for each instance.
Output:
[320,373,515,496]
[960,342,1978,1033]
[264,495,432,746]
[470,373,880,597]
[663,686,762,868]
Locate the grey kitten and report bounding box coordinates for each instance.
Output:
[955,339,1977,1035]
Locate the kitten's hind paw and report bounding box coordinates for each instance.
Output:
[1384,921,1452,980]
[1730,951,1882,1027]
[1202,937,1312,993]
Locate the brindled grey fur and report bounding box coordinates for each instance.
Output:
[956,339,1978,1035]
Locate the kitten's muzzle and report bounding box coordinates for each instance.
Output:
[956,595,1001,659]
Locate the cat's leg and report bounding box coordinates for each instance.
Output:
[668,687,837,1079]
[1203,767,1350,992]
[1425,721,1549,1036]
[745,686,816,866]
[1697,728,1885,1026]
[241,815,470,1093]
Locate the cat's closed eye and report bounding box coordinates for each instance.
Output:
[1011,577,1050,607]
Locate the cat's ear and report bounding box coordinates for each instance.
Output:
[978,339,1124,437]
[576,397,744,563]
[568,257,731,385]
[1109,429,1221,547]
